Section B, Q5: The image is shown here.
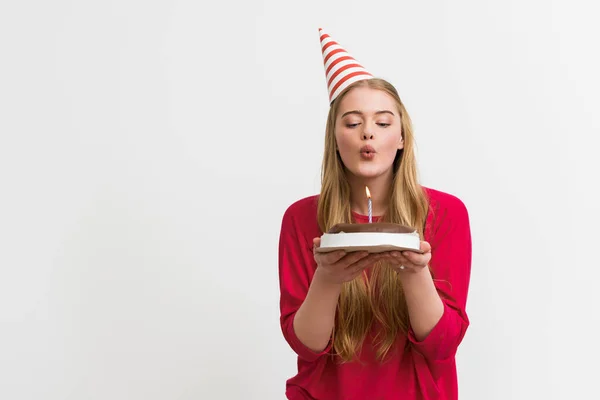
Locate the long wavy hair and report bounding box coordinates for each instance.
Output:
[317,78,430,363]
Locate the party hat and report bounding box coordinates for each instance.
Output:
[318,28,374,103]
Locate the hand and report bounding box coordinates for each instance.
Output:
[312,237,382,285]
[378,241,432,274]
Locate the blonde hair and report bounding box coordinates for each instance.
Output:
[317,78,430,363]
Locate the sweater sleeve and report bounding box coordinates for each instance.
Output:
[278,206,333,362]
[406,195,472,362]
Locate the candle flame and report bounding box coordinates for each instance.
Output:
[365,186,371,198]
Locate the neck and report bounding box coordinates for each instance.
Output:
[347,170,393,217]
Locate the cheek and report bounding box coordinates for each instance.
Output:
[382,135,400,151]
[335,131,354,152]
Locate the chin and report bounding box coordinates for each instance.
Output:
[348,166,386,179]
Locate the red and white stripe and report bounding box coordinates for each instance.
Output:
[319,28,373,103]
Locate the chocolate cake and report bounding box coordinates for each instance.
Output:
[316,222,423,254]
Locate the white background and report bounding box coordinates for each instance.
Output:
[1,0,599,399]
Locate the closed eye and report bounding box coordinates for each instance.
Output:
[345,123,390,128]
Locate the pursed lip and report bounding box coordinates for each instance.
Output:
[359,145,376,153]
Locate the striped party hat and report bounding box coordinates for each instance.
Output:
[318,28,374,104]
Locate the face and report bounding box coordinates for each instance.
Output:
[335,86,404,180]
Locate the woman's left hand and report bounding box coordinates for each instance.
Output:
[380,241,432,274]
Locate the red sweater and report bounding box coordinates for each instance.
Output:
[278,186,472,400]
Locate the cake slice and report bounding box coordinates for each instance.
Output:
[316,222,423,254]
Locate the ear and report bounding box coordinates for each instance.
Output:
[398,136,404,150]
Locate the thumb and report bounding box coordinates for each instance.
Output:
[313,237,321,251]
[420,240,432,253]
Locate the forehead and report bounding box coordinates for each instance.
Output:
[337,86,397,115]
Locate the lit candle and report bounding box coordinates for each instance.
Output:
[365,186,372,223]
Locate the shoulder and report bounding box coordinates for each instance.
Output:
[421,187,471,254]
[422,186,470,225]
[423,186,468,213]
[282,194,320,219]
[280,194,321,233]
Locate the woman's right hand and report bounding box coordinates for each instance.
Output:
[312,237,381,284]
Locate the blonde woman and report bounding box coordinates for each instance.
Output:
[278,29,472,400]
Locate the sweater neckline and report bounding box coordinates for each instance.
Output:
[351,210,382,223]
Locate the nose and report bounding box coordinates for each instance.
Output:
[362,122,375,140]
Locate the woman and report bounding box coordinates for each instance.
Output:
[278,28,472,400]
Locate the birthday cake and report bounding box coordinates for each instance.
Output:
[316,222,422,254]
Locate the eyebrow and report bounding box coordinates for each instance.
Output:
[341,110,395,118]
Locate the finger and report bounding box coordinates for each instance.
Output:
[420,241,432,254]
[389,251,409,265]
[412,240,431,253]
[337,251,370,268]
[382,252,406,267]
[392,264,410,273]
[402,250,431,267]
[389,255,418,272]
[345,253,381,275]
[346,264,373,281]
[317,249,347,264]
[313,237,346,263]
[387,252,420,271]
[313,237,321,248]
[373,252,397,265]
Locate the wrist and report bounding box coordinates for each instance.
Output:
[399,266,432,288]
[312,267,344,292]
